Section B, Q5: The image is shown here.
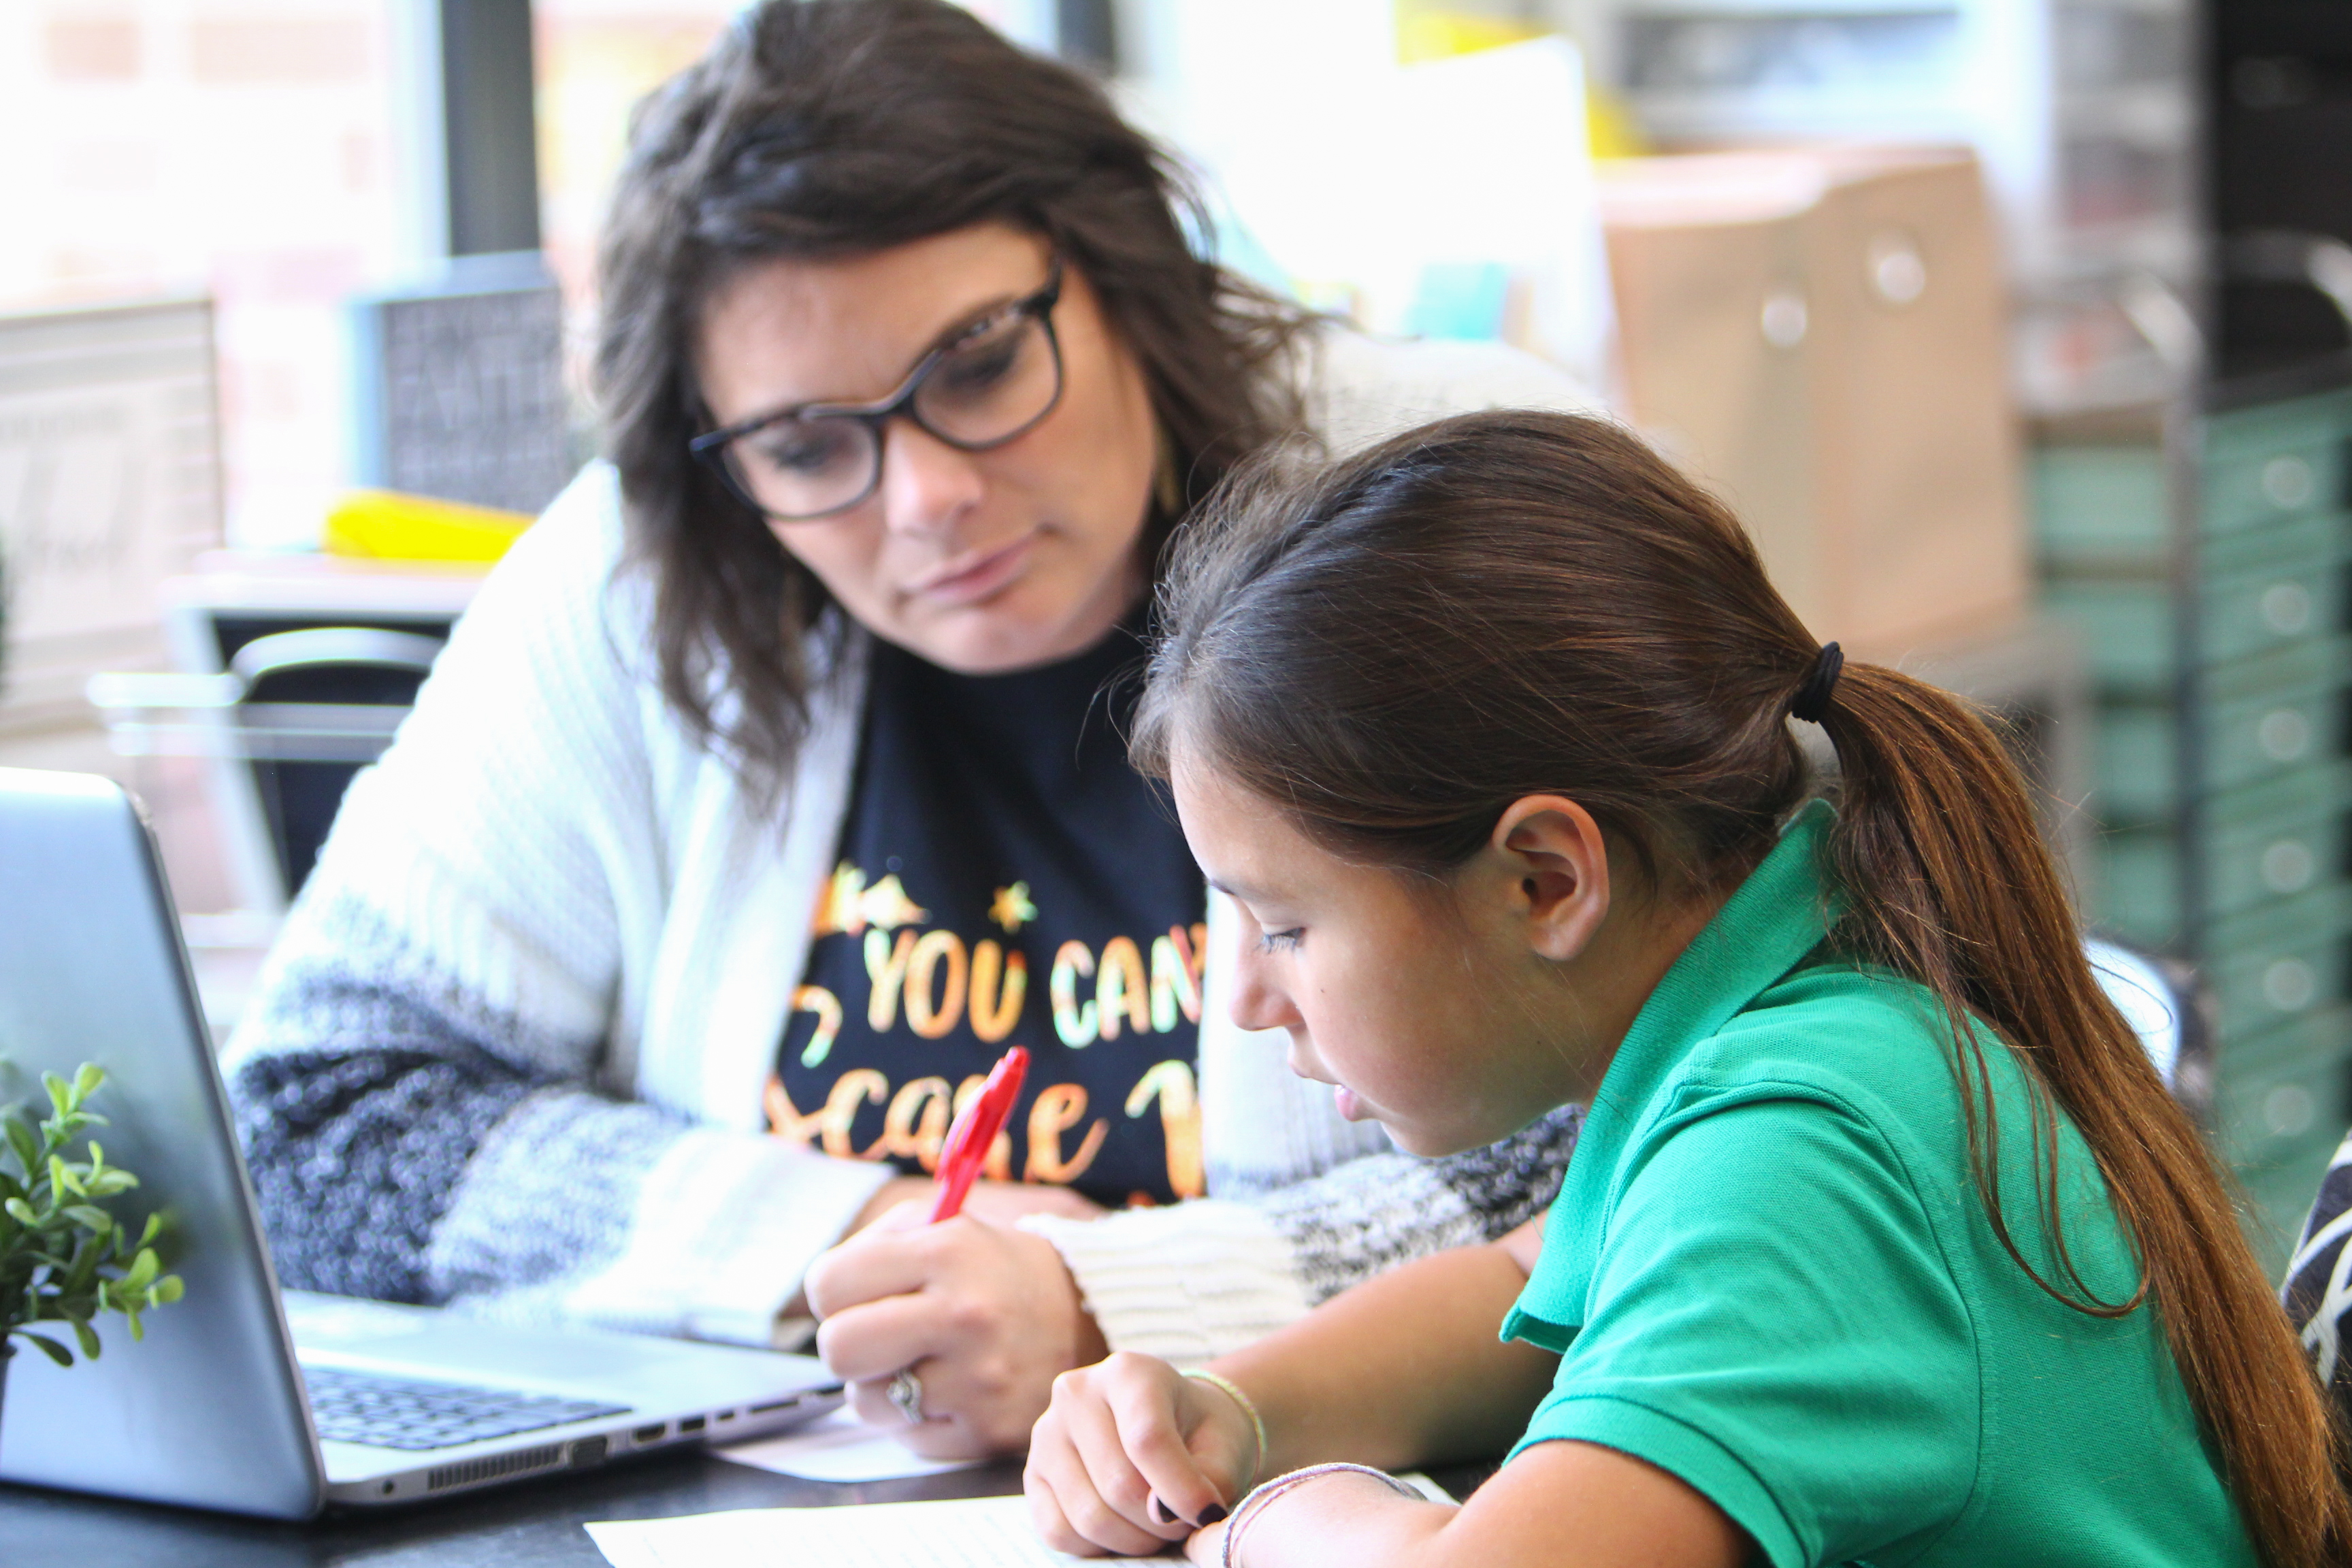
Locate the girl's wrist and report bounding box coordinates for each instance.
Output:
[1181,1369,1268,1495]
[1219,1463,1424,1568]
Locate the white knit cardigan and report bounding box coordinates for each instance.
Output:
[225,331,1599,1359]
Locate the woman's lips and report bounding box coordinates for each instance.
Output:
[907,531,1037,606]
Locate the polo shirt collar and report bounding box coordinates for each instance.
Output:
[1503,799,1839,1349]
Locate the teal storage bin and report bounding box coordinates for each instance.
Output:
[2200,515,2345,668]
[2031,444,2167,570]
[2197,638,2351,796]
[2208,883,2352,1040]
[2042,578,2174,693]
[2091,824,2180,945]
[2204,764,2352,922]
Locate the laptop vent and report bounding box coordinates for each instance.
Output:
[427,1443,565,1492]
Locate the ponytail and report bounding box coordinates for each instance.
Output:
[1818,662,2352,1568]
[1138,408,2352,1568]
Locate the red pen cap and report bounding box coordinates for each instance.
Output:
[929,1046,1029,1223]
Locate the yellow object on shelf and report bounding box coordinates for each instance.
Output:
[1586,84,1650,162]
[324,490,532,564]
[1394,8,1544,65]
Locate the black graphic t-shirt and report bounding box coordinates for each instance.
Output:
[767,621,1208,1209]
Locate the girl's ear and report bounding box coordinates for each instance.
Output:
[1490,795,1613,963]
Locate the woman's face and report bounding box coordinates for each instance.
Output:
[694,224,1160,673]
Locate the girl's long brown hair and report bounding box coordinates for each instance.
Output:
[595,0,1309,791]
[1134,409,2352,1568]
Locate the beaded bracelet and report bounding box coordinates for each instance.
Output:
[1181,1369,1268,1495]
[1219,1463,1424,1568]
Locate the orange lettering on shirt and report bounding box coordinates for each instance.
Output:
[904,930,968,1040]
[812,862,869,938]
[791,983,844,1068]
[882,1075,954,1171]
[764,1073,826,1149]
[1125,1060,1204,1198]
[1026,1082,1109,1186]
[1096,936,1149,1041]
[1149,931,1203,1032]
[864,928,916,1031]
[1051,941,1098,1047]
[969,941,1026,1043]
[822,1069,889,1160]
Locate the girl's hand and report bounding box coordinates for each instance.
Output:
[1026,1352,1257,1558]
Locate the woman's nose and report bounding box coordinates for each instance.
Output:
[875,419,987,538]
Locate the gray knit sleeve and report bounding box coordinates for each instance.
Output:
[224,886,685,1309]
[227,883,896,1341]
[232,1043,537,1303]
[1256,1104,1584,1305]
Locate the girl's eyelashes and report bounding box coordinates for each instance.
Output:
[1256,927,1304,953]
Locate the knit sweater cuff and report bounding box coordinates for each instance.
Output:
[1021,1201,1311,1367]
[434,1100,896,1346]
[570,1130,896,1345]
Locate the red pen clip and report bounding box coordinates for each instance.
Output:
[928,1046,1029,1223]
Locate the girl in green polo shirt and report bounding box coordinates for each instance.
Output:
[1020,410,2349,1568]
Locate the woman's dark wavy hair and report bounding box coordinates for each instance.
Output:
[594,0,1312,790]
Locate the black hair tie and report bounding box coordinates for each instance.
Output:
[1788,642,1843,724]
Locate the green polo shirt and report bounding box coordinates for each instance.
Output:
[1503,802,2252,1567]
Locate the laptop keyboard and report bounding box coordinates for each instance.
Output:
[304,1365,632,1452]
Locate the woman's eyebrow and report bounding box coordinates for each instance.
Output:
[765,285,1026,421]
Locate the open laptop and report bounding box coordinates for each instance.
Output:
[0,768,844,1518]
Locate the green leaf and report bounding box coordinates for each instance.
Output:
[73,1063,105,1100]
[71,1319,101,1360]
[3,1114,35,1175]
[19,1332,73,1367]
[136,1213,161,1247]
[42,1072,71,1117]
[50,1156,84,1198]
[62,1205,113,1235]
[122,1247,158,1291]
[123,1307,144,1342]
[84,1169,137,1197]
[3,1197,35,1226]
[152,1274,184,1305]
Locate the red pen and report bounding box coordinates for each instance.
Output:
[928,1046,1029,1222]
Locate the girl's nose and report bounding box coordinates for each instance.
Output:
[1229,947,1303,1036]
[875,419,986,539]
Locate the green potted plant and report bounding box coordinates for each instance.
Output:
[1,1064,184,1446]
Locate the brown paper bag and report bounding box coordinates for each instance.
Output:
[1600,147,2027,657]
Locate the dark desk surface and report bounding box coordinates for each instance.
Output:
[0,1446,1030,1567]
[3,1445,1498,1567]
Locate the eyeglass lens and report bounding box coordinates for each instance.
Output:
[720,302,1061,520]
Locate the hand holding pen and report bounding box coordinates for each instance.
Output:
[804,1045,1112,1456]
[881,1047,1031,1424]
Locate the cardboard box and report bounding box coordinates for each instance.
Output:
[1600,148,2029,657]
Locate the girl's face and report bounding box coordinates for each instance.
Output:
[694,224,1160,674]
[1171,749,1679,1158]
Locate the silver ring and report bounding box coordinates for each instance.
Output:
[886,1367,926,1425]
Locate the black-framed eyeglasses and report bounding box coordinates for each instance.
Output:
[689,262,1066,521]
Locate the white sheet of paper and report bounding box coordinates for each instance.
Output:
[713,1409,985,1482]
[585,1475,1453,1568]
[585,1494,1158,1568]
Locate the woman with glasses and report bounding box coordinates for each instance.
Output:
[225,0,1596,1458]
